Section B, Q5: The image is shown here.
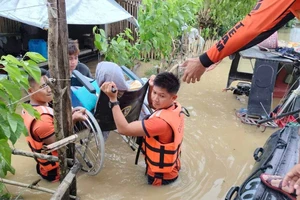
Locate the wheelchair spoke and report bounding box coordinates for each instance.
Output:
[73,107,105,176]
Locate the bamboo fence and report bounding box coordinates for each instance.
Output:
[0,17,20,34]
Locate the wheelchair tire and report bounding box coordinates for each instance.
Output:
[121,103,153,151]
[73,107,105,176]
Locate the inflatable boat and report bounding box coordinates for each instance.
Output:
[225,125,300,200]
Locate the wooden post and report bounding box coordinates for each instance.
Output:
[50,162,81,200]
[47,0,76,199]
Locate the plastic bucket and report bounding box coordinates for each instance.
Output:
[28,39,48,59]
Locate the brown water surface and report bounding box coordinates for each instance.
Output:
[5,28,294,200]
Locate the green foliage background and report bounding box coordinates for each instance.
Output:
[0,52,44,197]
[94,0,259,68]
[199,0,257,39]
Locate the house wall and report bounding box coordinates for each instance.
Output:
[0,17,22,56]
[106,0,141,40]
[0,15,104,57]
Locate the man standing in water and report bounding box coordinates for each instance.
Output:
[181,0,300,83]
[22,69,86,182]
[101,72,186,186]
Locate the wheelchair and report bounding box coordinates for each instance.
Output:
[1,64,151,177]
[69,65,152,176]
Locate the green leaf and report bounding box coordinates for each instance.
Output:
[23,52,47,63]
[0,88,10,103]
[0,114,10,139]
[100,29,106,38]
[0,193,12,200]
[1,55,22,66]
[94,40,102,51]
[0,139,15,177]
[10,117,24,144]
[101,41,108,53]
[7,114,18,133]
[1,79,22,100]
[0,126,8,140]
[92,26,98,34]
[2,63,23,83]
[22,60,41,84]
[21,103,41,120]
[6,113,23,144]
[94,34,101,42]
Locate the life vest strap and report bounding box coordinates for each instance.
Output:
[159,145,165,168]
[144,141,178,154]
[28,142,42,153]
[134,136,143,165]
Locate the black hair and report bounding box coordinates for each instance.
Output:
[28,68,48,86]
[153,72,180,94]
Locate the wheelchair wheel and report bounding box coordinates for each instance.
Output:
[73,107,105,176]
[121,103,153,151]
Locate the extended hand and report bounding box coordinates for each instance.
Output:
[282,164,300,195]
[100,82,118,102]
[72,108,86,122]
[181,58,206,83]
[148,75,156,87]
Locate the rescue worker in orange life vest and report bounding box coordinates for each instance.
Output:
[101,72,186,186]
[181,0,300,83]
[21,68,86,182]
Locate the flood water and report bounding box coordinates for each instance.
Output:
[5,28,296,199]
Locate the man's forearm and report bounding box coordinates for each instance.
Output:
[203,0,294,67]
[111,105,130,135]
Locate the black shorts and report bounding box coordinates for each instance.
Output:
[147,175,178,185]
[36,164,58,182]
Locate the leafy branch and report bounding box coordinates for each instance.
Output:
[0,52,44,197]
[93,27,140,69]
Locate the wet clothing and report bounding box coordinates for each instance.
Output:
[200,0,300,67]
[141,102,184,186]
[22,106,59,182]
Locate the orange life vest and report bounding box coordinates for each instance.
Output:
[21,106,59,181]
[141,102,184,183]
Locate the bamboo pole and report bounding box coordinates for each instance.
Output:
[45,134,78,153]
[11,148,59,162]
[45,129,89,153]
[50,162,81,200]
[0,178,76,199]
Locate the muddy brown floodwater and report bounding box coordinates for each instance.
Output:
[5,28,294,199]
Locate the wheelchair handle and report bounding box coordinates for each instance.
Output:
[72,70,96,94]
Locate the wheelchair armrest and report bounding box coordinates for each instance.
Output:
[72,70,96,94]
[121,66,143,84]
